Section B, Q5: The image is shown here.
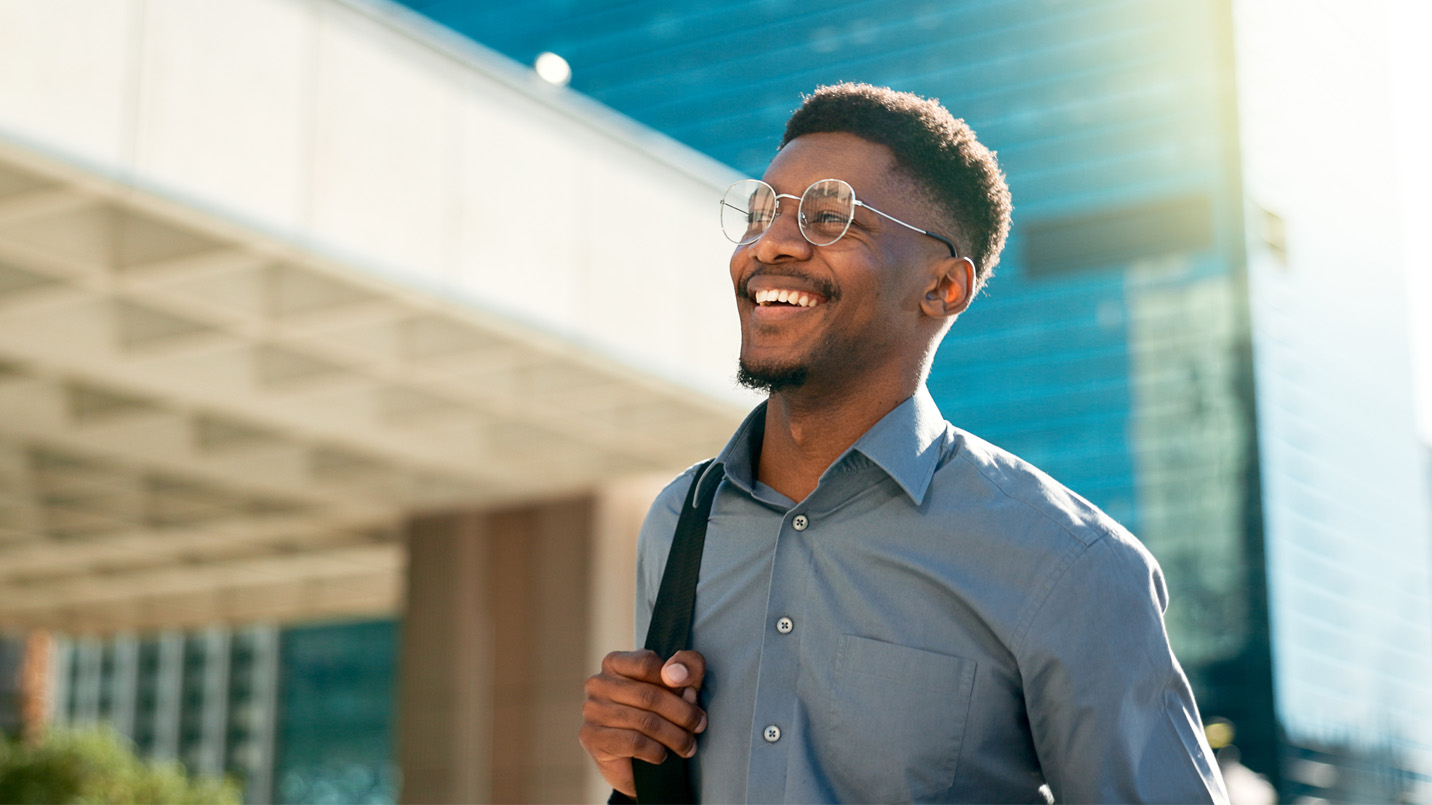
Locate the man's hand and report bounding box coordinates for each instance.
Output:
[579,649,708,797]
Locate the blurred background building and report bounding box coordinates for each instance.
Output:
[1,0,1429,803]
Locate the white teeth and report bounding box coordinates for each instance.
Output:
[752,288,821,307]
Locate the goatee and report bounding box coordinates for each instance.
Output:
[737,359,808,394]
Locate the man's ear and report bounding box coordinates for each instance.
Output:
[919,257,975,319]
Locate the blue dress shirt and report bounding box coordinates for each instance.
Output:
[635,387,1227,803]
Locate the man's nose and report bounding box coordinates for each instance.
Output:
[750,199,813,263]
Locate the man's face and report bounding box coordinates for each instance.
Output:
[730,132,950,394]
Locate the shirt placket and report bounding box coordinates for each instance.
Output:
[744,504,815,803]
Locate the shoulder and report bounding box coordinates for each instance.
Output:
[931,433,1178,677]
[941,426,1146,553]
[635,461,708,588]
[639,460,708,538]
[934,427,1166,615]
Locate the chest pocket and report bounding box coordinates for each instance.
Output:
[826,635,977,803]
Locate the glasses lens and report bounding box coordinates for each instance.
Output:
[798,179,854,245]
[721,180,776,244]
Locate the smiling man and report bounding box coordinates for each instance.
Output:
[580,84,1228,803]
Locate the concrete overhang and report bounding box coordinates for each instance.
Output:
[0,0,754,633]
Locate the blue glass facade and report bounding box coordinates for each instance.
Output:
[273,619,399,805]
[403,0,1282,787]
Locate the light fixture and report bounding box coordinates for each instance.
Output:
[534,52,571,87]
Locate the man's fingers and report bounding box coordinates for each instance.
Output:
[662,649,707,691]
[602,649,666,684]
[581,721,677,765]
[599,674,706,734]
[577,724,658,798]
[585,699,699,758]
[663,662,689,686]
[601,649,707,693]
[581,650,710,795]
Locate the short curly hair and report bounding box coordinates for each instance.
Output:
[782,83,1012,292]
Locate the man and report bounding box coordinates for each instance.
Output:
[580,83,1227,803]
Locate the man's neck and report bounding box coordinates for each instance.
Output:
[756,378,917,502]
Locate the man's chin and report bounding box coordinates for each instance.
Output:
[737,360,808,394]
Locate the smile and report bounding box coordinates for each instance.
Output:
[753,289,823,308]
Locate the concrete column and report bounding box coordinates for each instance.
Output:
[487,499,593,802]
[399,510,495,804]
[401,494,631,803]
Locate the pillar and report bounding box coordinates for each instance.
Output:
[398,510,495,803]
[398,476,671,804]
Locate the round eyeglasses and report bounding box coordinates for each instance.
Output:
[720,178,959,259]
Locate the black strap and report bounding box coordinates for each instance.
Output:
[632,460,718,804]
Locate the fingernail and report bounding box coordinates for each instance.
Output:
[682,688,697,704]
[664,662,689,685]
[696,713,707,733]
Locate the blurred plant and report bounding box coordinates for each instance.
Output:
[0,726,240,804]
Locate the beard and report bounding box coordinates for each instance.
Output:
[733,269,847,395]
[736,358,808,394]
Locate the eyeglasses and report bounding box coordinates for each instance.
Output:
[720,178,959,259]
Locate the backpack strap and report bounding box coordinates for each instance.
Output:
[632,459,718,804]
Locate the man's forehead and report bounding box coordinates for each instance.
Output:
[762,132,901,195]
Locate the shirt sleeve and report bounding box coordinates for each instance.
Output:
[632,468,695,647]
[1018,534,1229,804]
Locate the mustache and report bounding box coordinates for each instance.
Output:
[737,267,841,302]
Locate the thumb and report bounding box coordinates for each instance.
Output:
[661,661,691,687]
[660,649,706,690]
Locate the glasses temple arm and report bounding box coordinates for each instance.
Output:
[859,202,961,260]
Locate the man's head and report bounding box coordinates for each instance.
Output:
[731,84,1011,396]
[781,83,1011,291]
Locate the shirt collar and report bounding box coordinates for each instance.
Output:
[699,400,766,501]
[847,385,948,506]
[701,386,947,507]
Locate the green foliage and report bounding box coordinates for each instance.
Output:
[0,726,241,805]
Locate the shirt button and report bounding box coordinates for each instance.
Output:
[763,725,781,743]
[776,616,794,634]
[792,514,809,531]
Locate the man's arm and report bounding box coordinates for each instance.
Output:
[1019,536,1229,803]
[579,649,707,797]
